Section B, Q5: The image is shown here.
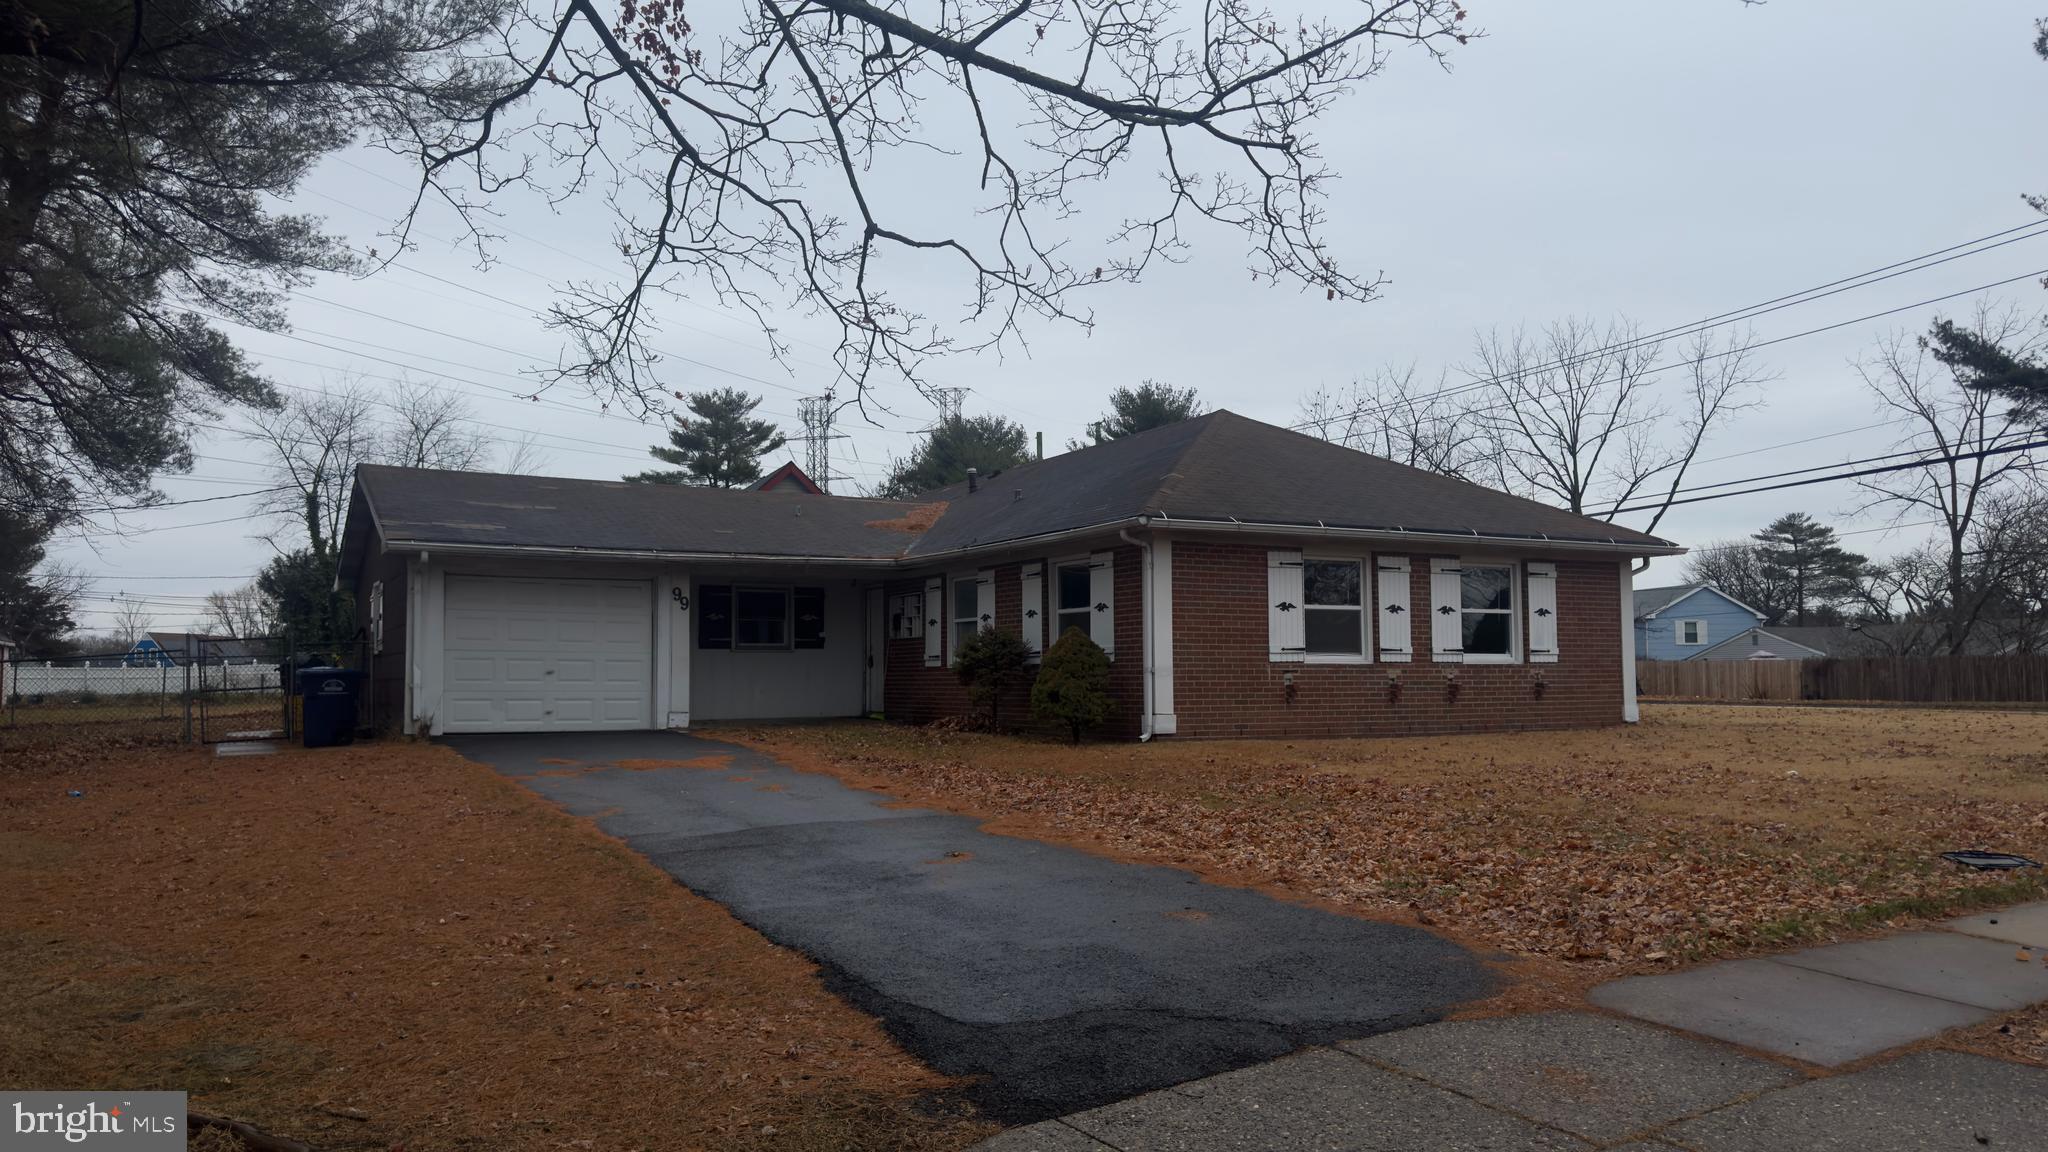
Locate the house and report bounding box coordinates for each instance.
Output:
[1688,626,1830,661]
[1690,620,2008,660]
[749,461,826,494]
[0,634,15,665]
[1632,585,1765,660]
[145,632,267,665]
[335,410,1680,740]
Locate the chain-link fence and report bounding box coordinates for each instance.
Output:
[189,635,291,744]
[3,649,209,744]
[3,637,383,748]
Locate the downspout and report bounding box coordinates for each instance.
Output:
[1119,527,1154,741]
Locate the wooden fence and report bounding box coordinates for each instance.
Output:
[1638,655,2048,704]
[1637,659,1800,701]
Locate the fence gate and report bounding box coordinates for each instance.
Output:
[191,635,291,744]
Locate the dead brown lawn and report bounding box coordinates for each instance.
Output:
[0,734,992,1152]
[729,704,2048,970]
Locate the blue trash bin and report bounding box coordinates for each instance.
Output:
[296,667,362,747]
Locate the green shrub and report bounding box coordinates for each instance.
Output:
[954,627,1033,728]
[1031,626,1113,744]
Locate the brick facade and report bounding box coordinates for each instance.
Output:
[1168,540,1623,739]
[882,545,1145,739]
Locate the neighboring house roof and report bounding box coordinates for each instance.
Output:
[749,461,825,494]
[339,410,1680,572]
[147,632,263,662]
[1690,621,2011,660]
[1632,584,1766,621]
[1690,626,1830,661]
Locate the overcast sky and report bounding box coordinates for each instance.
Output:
[53,0,2048,635]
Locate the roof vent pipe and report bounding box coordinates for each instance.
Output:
[966,467,979,493]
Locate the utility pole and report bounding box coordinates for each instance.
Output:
[797,391,839,493]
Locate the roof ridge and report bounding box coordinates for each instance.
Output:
[1141,409,1235,513]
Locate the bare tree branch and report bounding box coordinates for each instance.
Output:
[391,0,1474,413]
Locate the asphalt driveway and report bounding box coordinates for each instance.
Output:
[447,731,1493,1122]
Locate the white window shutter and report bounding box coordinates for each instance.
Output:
[923,576,944,666]
[976,569,996,634]
[1527,562,1559,663]
[1375,557,1411,662]
[1430,558,1464,663]
[1019,562,1044,657]
[1089,551,1116,658]
[1267,550,1306,662]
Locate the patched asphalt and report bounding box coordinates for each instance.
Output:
[446,731,1493,1122]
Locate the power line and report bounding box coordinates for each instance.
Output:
[331,157,857,363]
[1608,438,2048,516]
[1625,427,2042,506]
[1291,220,2048,434]
[171,301,925,462]
[1686,420,1902,468]
[69,485,294,516]
[307,170,1027,436]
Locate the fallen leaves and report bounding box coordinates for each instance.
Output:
[741,704,2048,968]
[1,738,991,1151]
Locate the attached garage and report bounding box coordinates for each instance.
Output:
[441,575,654,733]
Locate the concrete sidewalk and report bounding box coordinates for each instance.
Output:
[984,903,2048,1150]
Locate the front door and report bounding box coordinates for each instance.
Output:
[864,586,886,716]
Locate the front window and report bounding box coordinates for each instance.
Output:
[1461,563,1515,659]
[734,587,790,649]
[1679,620,1706,646]
[1304,559,1364,657]
[952,574,981,655]
[1056,562,1093,643]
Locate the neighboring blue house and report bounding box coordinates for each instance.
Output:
[1633,585,1766,661]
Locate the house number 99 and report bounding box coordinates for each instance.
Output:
[671,587,689,611]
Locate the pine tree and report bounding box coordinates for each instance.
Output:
[0,1,506,526]
[628,390,787,488]
[954,627,1033,728]
[1753,513,1869,627]
[876,415,1030,498]
[1031,627,1113,743]
[0,511,78,656]
[1926,318,2048,428]
[1075,381,1204,447]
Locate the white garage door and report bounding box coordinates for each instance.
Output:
[443,576,653,733]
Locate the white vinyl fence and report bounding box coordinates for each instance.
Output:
[5,662,279,698]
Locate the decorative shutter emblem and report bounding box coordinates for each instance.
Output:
[1386,603,1405,614]
[1534,607,1552,617]
[980,613,991,624]
[1436,605,1455,615]
[1025,608,1038,618]
[1275,600,1298,612]
[1094,601,1108,612]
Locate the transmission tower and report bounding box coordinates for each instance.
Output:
[932,387,968,425]
[798,391,836,493]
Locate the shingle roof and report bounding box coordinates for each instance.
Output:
[1690,627,1831,661]
[341,411,1677,569]
[350,466,931,561]
[1632,585,1700,618]
[147,632,265,662]
[906,411,1675,554]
